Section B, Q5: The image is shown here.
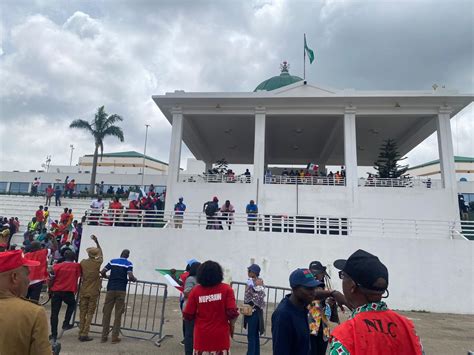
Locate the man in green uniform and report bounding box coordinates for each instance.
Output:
[78,235,103,341]
[0,250,52,355]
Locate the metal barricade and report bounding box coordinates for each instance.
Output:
[73,279,169,345]
[230,281,291,345]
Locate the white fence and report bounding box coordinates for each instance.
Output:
[265,175,345,186]
[83,209,465,240]
[177,174,441,189]
[179,174,253,183]
[358,177,441,189]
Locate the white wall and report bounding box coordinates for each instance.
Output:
[80,226,474,314]
[165,181,459,221]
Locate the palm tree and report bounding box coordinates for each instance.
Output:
[70,106,125,194]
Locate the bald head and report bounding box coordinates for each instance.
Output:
[0,266,30,297]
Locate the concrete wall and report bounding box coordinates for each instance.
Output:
[80,226,474,314]
[166,180,459,221]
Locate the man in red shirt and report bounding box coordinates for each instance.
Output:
[25,241,53,303]
[45,184,54,206]
[329,250,423,355]
[35,205,45,232]
[60,208,69,225]
[49,250,82,341]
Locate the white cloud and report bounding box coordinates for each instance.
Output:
[0,0,472,172]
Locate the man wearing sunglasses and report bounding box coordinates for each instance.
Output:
[329,249,423,355]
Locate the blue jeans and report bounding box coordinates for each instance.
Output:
[246,312,260,355]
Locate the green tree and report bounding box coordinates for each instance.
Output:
[70,106,125,194]
[373,139,408,178]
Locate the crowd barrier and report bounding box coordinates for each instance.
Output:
[72,279,169,346]
[230,281,291,344]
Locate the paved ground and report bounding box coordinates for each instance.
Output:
[48,297,473,355]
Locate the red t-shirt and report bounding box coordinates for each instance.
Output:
[60,213,69,224]
[331,309,423,355]
[183,283,238,352]
[25,249,48,281]
[50,262,82,293]
[35,210,45,222]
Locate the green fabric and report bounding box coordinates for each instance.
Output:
[329,339,350,355]
[350,301,388,319]
[304,35,315,64]
[156,268,185,278]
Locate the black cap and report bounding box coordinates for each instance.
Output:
[334,249,388,293]
[308,261,329,278]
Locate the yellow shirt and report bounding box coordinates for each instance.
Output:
[0,291,51,355]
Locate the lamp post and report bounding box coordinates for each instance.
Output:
[69,145,75,166]
[141,124,150,188]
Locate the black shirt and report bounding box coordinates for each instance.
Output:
[272,294,310,355]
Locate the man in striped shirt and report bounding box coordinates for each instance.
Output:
[100,249,137,344]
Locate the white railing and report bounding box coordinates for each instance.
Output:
[359,177,441,189]
[460,220,474,240]
[265,175,345,186]
[83,209,464,240]
[179,174,253,183]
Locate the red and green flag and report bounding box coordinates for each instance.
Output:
[156,268,185,292]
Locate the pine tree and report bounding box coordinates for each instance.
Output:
[373,139,409,178]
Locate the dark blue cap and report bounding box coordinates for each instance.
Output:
[248,264,261,275]
[289,268,324,288]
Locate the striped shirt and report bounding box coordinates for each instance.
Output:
[104,257,133,291]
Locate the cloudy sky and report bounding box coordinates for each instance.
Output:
[0,0,472,172]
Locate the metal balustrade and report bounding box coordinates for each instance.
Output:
[179,174,252,183]
[265,175,345,186]
[177,174,440,189]
[83,208,465,240]
[359,177,441,189]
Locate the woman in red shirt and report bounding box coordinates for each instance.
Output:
[183,261,239,355]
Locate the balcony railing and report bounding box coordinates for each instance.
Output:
[84,208,462,240]
[359,177,441,189]
[265,175,345,186]
[180,174,253,183]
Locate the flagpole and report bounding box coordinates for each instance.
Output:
[303,33,306,80]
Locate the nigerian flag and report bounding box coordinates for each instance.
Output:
[304,34,315,64]
[156,268,185,291]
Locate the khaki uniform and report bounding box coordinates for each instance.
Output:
[79,248,103,337]
[0,291,51,355]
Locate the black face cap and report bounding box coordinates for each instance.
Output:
[308,261,329,278]
[334,249,388,293]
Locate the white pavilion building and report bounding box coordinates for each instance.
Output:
[78,63,473,315]
[153,62,472,222]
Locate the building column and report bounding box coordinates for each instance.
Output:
[205,162,213,173]
[165,107,183,210]
[437,107,456,190]
[253,107,266,183]
[344,107,358,200]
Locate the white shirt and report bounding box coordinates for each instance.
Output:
[91,199,105,209]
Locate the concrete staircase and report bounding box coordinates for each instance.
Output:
[0,195,96,230]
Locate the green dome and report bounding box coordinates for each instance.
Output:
[254,62,303,92]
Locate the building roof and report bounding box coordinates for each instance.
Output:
[408,156,474,170]
[84,151,168,165]
[254,61,303,92]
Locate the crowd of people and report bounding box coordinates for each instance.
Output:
[0,245,424,355]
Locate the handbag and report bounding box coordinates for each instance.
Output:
[240,304,253,316]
